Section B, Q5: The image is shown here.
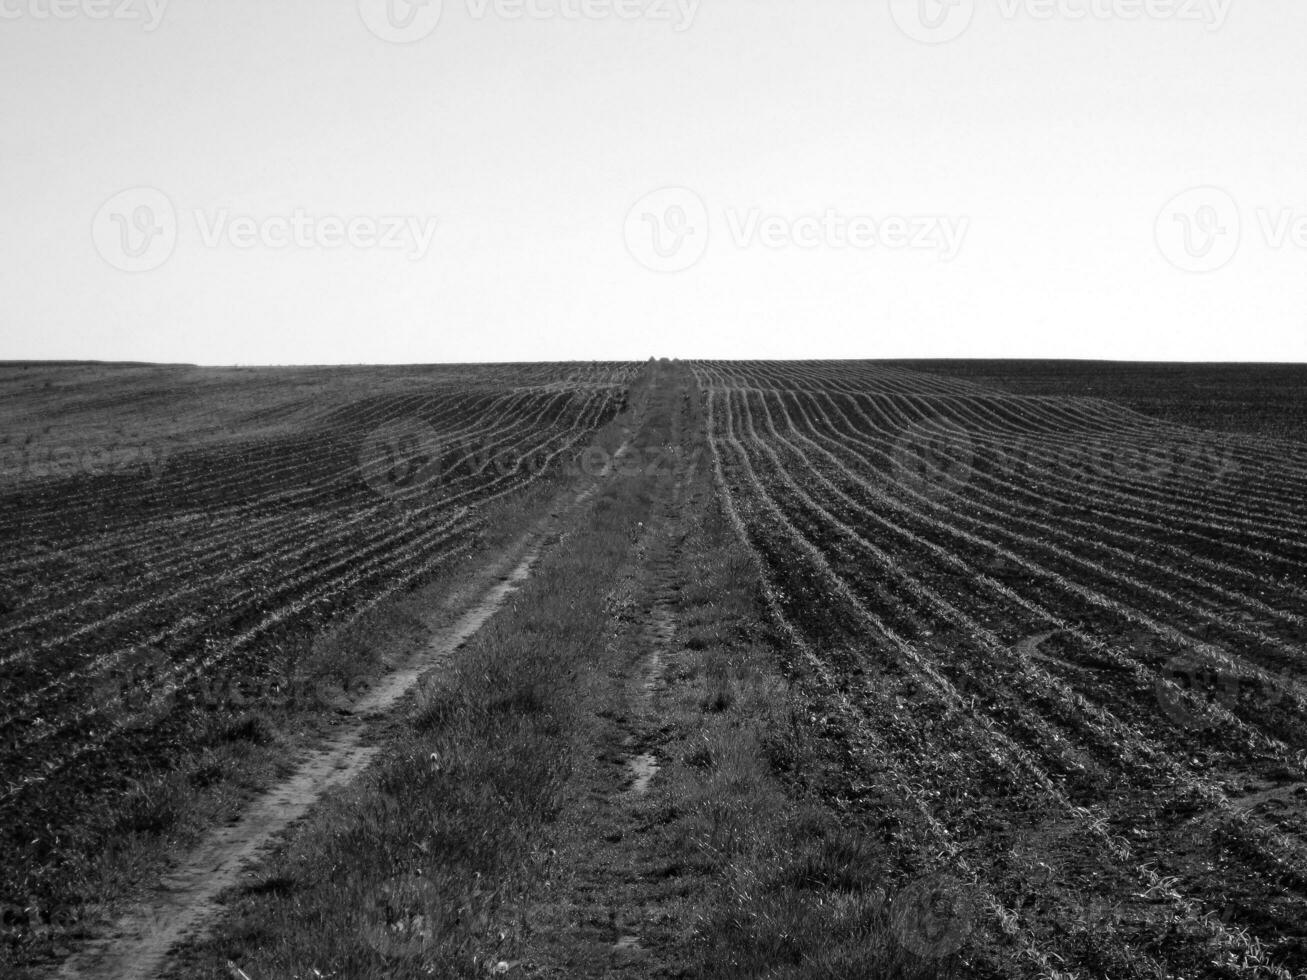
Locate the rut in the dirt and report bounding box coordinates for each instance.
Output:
[513,475,703,977]
[51,512,566,980]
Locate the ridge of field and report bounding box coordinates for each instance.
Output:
[892,359,1307,444]
[0,362,629,464]
[693,359,1307,976]
[0,361,638,972]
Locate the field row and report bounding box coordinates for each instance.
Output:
[693,360,1307,978]
[0,363,636,899]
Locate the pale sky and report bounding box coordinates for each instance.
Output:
[1,0,1304,364]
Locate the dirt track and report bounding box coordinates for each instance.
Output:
[52,500,581,980]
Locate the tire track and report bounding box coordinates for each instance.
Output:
[48,481,605,980]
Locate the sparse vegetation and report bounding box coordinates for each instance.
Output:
[0,362,636,976]
[5,360,1307,978]
[161,367,672,979]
